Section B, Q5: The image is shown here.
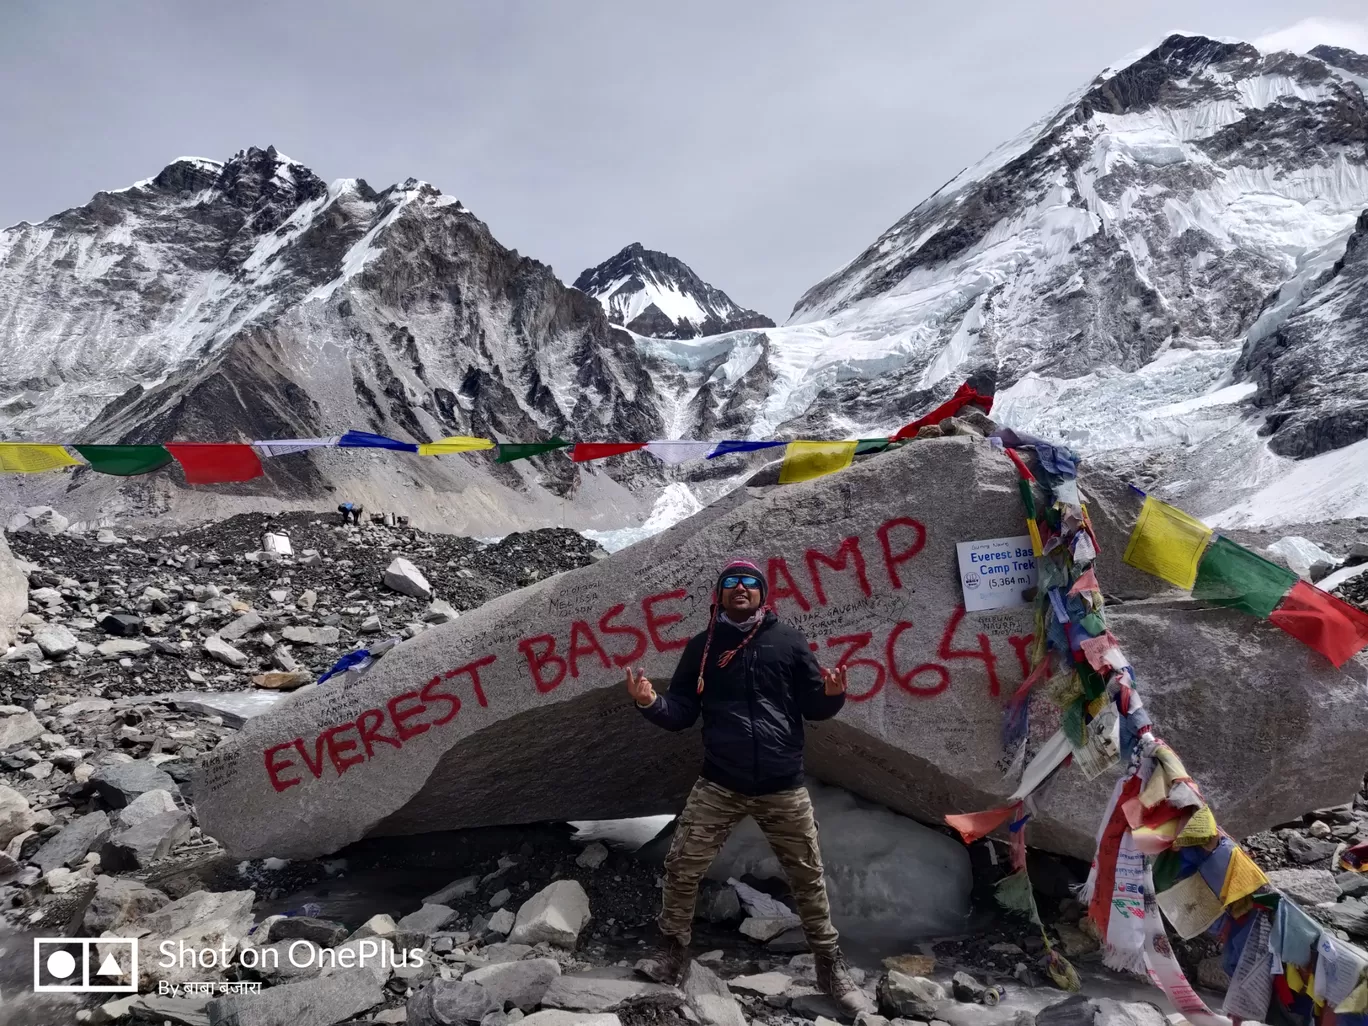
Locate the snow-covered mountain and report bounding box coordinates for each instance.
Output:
[641,34,1368,523]
[1236,206,1368,459]
[0,147,675,531]
[573,243,774,339]
[3,33,1368,536]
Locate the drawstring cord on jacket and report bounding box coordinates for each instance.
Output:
[697,603,772,694]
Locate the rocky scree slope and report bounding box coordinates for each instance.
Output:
[0,512,602,707]
[574,242,775,339]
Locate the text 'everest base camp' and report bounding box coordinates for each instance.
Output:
[3,25,1368,1026]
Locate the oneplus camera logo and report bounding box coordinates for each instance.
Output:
[33,937,138,993]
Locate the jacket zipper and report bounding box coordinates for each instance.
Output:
[746,644,759,786]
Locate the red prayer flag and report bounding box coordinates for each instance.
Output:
[1268,580,1368,667]
[1089,774,1143,936]
[571,443,646,463]
[892,381,993,441]
[944,804,1017,844]
[166,444,265,485]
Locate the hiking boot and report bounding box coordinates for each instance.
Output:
[635,937,690,985]
[815,949,875,1016]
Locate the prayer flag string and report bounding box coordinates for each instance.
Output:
[945,430,1368,1017]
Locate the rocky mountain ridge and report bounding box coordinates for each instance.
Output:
[573,243,774,339]
[1236,207,1368,458]
[641,34,1368,521]
[0,146,680,531]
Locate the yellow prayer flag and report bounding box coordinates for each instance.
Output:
[1338,978,1368,1014]
[1123,496,1212,590]
[0,444,81,473]
[1139,744,1192,809]
[1026,519,1043,556]
[417,436,496,456]
[1219,846,1268,905]
[1287,964,1307,994]
[778,441,858,485]
[1173,806,1218,847]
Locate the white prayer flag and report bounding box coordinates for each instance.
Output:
[252,436,342,458]
[645,441,718,465]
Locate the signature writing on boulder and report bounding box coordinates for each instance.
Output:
[261,515,1034,791]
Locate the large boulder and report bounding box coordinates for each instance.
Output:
[681,960,747,1026]
[99,809,192,870]
[0,539,26,619]
[0,705,42,749]
[508,880,591,948]
[32,623,77,659]
[0,783,35,847]
[464,958,562,1010]
[83,875,171,933]
[205,967,382,1026]
[193,438,1368,860]
[122,888,256,986]
[541,969,685,1014]
[407,978,498,1025]
[91,760,179,808]
[33,810,111,872]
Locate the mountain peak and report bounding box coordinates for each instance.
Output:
[1309,43,1368,76]
[573,244,774,339]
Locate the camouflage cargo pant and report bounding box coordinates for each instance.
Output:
[660,778,839,954]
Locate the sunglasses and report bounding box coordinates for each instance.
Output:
[721,575,762,590]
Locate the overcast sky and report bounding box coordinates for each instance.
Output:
[3,2,1367,321]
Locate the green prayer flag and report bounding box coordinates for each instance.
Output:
[1192,535,1298,619]
[496,438,568,464]
[1078,663,1107,702]
[1061,697,1086,747]
[854,438,891,455]
[1151,848,1184,894]
[1017,479,1036,519]
[1078,611,1106,636]
[995,870,1042,925]
[74,445,174,477]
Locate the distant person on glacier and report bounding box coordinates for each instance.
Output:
[625,559,873,1015]
[337,501,363,525]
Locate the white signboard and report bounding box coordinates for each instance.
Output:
[956,535,1038,612]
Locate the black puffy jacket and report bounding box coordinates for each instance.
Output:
[639,610,845,795]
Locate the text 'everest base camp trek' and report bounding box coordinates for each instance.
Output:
[1,28,1368,1026]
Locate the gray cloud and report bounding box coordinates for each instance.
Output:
[3,0,1366,322]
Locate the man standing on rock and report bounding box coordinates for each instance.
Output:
[626,559,873,1016]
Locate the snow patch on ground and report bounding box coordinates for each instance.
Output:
[1267,536,1341,577]
[568,816,674,851]
[1208,438,1368,528]
[1319,562,1368,594]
